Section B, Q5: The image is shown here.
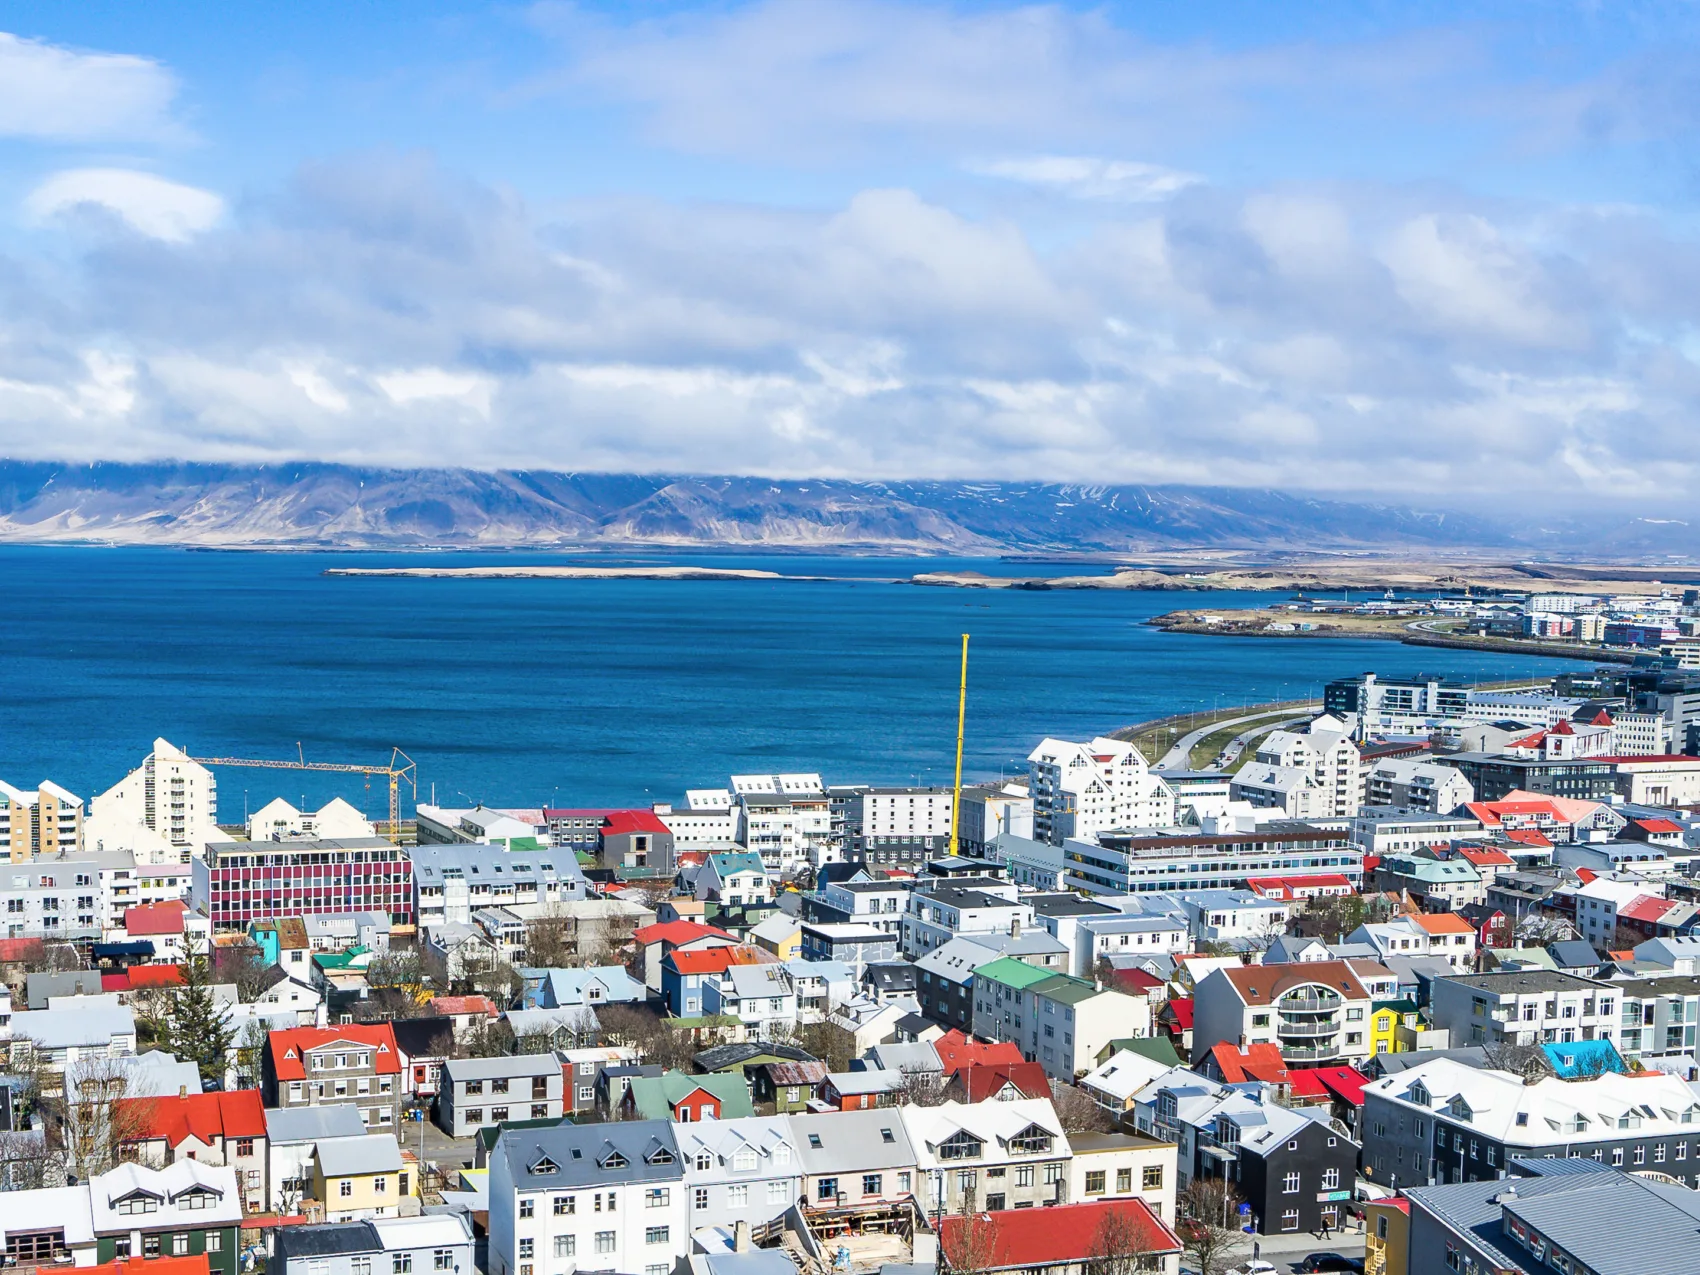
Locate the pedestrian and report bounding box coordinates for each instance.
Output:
[1320,1218,1332,1241]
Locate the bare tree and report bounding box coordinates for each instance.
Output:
[234,1019,272,1089]
[793,1019,856,1073]
[1177,1177,1247,1275]
[941,1208,1001,1275]
[48,1056,152,1183]
[0,1129,50,1190]
[461,1017,517,1059]
[1050,1080,1115,1134]
[212,944,277,1001]
[1518,913,1579,945]
[524,909,578,969]
[1084,1208,1159,1275]
[896,1066,950,1107]
[1242,912,1292,956]
[1483,1039,1553,1083]
[129,985,175,1050]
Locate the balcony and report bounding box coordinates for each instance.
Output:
[1282,1042,1343,1062]
[1277,1018,1340,1038]
[1277,994,1343,1013]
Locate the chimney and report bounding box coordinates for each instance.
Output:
[1010,917,1021,938]
[733,1221,751,1253]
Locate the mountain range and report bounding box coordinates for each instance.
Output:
[0,460,1678,556]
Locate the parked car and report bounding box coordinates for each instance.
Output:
[1298,1256,1363,1274]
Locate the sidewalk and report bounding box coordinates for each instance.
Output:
[1187,1222,1367,1274]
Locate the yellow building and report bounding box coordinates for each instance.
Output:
[0,780,84,862]
[1364,1198,1409,1275]
[1370,999,1419,1057]
[312,1133,417,1221]
[750,913,802,960]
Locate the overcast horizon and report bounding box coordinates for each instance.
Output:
[2,2,1698,506]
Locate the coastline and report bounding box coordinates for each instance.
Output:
[323,565,810,581]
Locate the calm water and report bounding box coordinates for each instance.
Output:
[0,546,1582,817]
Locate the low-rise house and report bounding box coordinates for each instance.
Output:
[622,1070,753,1123]
[438,1056,564,1137]
[752,1060,828,1113]
[249,966,324,1024]
[1349,913,1478,974]
[811,876,913,938]
[116,1090,268,1212]
[904,1098,1070,1214]
[943,1061,1050,1105]
[748,914,802,960]
[527,965,647,1012]
[303,913,392,953]
[1370,851,1485,910]
[675,1116,801,1237]
[249,918,313,973]
[695,853,773,907]
[88,1161,242,1275]
[789,1109,920,1210]
[971,957,1151,1080]
[273,1214,475,1275]
[662,946,769,1019]
[797,922,897,975]
[782,958,855,1022]
[265,1103,371,1213]
[820,1069,903,1111]
[1078,1049,1177,1121]
[10,1002,136,1085]
[702,963,798,1036]
[557,1044,641,1115]
[1067,1130,1177,1222]
[312,1134,414,1222]
[1176,890,1291,951]
[631,921,737,993]
[262,1024,403,1132]
[116,902,208,964]
[938,1198,1181,1275]
[487,1120,688,1275]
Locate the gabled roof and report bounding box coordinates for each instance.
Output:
[601,809,672,837]
[667,945,769,976]
[1212,959,1385,1006]
[267,1024,400,1081]
[632,920,734,948]
[120,1090,267,1147]
[626,1070,754,1119]
[263,1102,370,1145]
[1208,1042,1290,1085]
[124,901,189,937]
[953,1062,1051,1103]
[499,1119,682,1190]
[1410,912,1476,937]
[932,1029,1024,1076]
[939,1199,1180,1270]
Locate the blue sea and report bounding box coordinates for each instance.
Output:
[0,546,1584,819]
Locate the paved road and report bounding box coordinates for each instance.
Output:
[1182,1225,1366,1275]
[1215,716,1312,770]
[1154,704,1320,770]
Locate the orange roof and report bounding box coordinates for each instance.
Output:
[82,1257,210,1275]
[124,901,189,937]
[1209,1042,1289,1084]
[119,1090,267,1146]
[1459,847,1515,867]
[1504,829,1553,848]
[267,1024,401,1081]
[131,964,186,987]
[932,1028,1024,1076]
[429,995,498,1018]
[1411,912,1475,936]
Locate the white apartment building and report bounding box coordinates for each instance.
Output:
[1346,913,1477,973]
[900,882,1031,958]
[488,1120,688,1275]
[1250,715,1364,818]
[1570,876,1665,947]
[958,783,1035,856]
[1363,759,1475,814]
[731,774,834,870]
[410,844,589,928]
[1348,809,1483,855]
[857,788,953,840]
[1062,825,1363,895]
[657,793,740,848]
[1176,890,1291,950]
[1427,970,1618,1049]
[901,1099,1072,1213]
[0,780,84,861]
[91,738,223,855]
[248,797,375,842]
[677,1116,801,1236]
[1190,959,1398,1068]
[1027,738,1177,846]
[0,850,185,941]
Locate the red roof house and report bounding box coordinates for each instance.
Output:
[124,901,189,937]
[102,964,186,993]
[932,1029,1024,1076]
[264,1023,402,1087]
[939,1199,1180,1274]
[947,1062,1052,1104]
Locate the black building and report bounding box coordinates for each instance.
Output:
[1193,1102,1360,1236]
[1435,752,1616,802]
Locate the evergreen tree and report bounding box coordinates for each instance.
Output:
[164,942,237,1085]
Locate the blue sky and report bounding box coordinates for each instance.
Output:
[2,1,1699,500]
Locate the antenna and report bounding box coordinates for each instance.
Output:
[949,634,970,858]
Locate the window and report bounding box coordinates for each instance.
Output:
[519,1199,535,1219]
[172,1236,189,1257]
[768,1181,788,1204]
[394,1256,412,1274]
[1142,1165,1163,1190]
[1281,1210,1300,1232]
[339,1181,354,1198]
[863,1175,883,1197]
[1322,1169,1340,1190]
[1085,1171,1106,1195]
[519,1241,534,1260]
[818,1178,839,1201]
[595,1233,616,1255]
[144,1237,161,1260]
[646,1189,670,1208]
[207,1236,223,1255]
[352,1260,370,1275]
[694,1188,709,1210]
[434,1252,454,1270]
[957,1170,977,1194]
[1283,1172,1301,1194]
[492,1108,510,1123]
[465,1080,483,1095]
[646,1227,670,1246]
[235,1138,254,1157]
[554,1237,576,1259]
[1015,1166,1034,1187]
[116,1195,160,1215]
[374,1177,388,1195]
[554,1196,575,1216]
[728,1186,749,1207]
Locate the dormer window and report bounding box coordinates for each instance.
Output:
[695,1152,713,1170]
[174,1188,218,1211]
[530,1156,560,1175]
[938,1130,984,1161]
[1007,1125,1053,1155]
[114,1193,160,1216]
[601,1150,629,1169]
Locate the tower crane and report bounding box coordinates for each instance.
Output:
[185,745,417,842]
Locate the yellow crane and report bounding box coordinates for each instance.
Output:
[186,745,417,842]
[948,634,969,858]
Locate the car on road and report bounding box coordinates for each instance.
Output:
[1226,1262,1278,1275]
[1298,1256,1364,1273]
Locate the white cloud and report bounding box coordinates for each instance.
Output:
[376,367,496,417]
[25,169,224,242]
[0,31,182,142]
[970,156,1201,202]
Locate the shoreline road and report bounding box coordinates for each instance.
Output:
[1215,716,1313,770]
[1153,704,1320,771]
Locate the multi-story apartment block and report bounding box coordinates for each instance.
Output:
[488,1120,688,1275]
[790,1109,920,1211]
[854,786,952,845]
[1027,738,1176,845]
[956,783,1034,857]
[438,1056,564,1137]
[1363,760,1475,814]
[1361,1058,1700,1189]
[655,792,741,850]
[1616,974,1700,1063]
[540,808,616,852]
[1434,753,1617,803]
[676,1116,801,1235]
[262,1025,404,1132]
[1248,715,1364,817]
[971,957,1150,1080]
[811,875,912,937]
[1348,808,1483,855]
[0,780,84,861]
[1190,959,1398,1068]
[91,738,222,854]
[410,844,587,928]
[1348,913,1478,974]
[900,882,1031,959]
[1062,824,1362,895]
[194,838,413,932]
[730,774,834,870]
[1426,970,1618,1049]
[0,850,182,941]
[902,1099,1071,1213]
